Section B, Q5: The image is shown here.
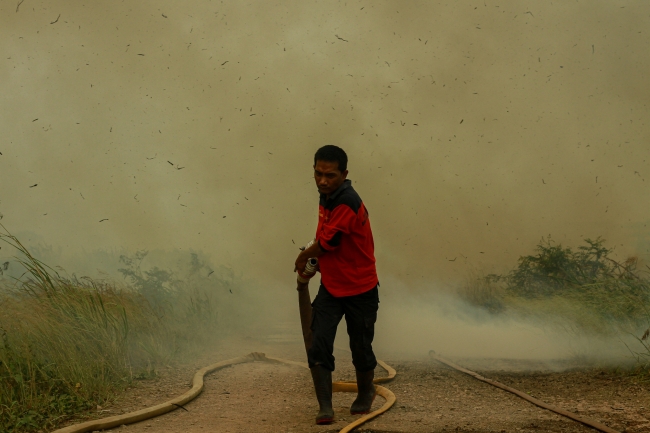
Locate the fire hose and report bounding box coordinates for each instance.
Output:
[429,351,621,433]
[51,254,619,433]
[296,257,397,431]
[52,256,396,433]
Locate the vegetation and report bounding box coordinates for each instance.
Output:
[459,236,650,369]
[3,226,648,430]
[0,226,232,432]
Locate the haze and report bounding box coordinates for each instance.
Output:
[1,0,649,288]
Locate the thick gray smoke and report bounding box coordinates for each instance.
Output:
[1,1,649,360]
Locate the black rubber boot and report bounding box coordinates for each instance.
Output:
[350,369,376,415]
[310,365,334,424]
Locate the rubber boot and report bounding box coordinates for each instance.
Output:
[350,369,376,415]
[310,365,334,424]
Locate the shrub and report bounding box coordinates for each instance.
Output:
[459,236,650,368]
[0,226,230,432]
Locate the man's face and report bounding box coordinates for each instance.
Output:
[314,160,348,196]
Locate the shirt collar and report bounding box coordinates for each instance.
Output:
[320,179,352,202]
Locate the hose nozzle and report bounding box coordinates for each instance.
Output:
[297,257,319,284]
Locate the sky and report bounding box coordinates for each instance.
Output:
[1,0,649,287]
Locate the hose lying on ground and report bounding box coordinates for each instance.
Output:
[296,255,397,432]
[51,352,395,433]
[52,258,396,433]
[429,351,621,433]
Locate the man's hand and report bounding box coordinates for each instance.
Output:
[294,240,325,274]
[294,251,309,274]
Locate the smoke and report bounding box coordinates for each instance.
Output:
[1,1,649,362]
[372,276,641,366]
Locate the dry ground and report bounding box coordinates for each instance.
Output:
[65,335,650,433]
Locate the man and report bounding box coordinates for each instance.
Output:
[294,144,380,425]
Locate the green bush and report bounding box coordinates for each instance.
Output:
[460,236,650,369]
[500,236,645,298]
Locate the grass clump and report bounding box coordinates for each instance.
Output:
[0,226,228,432]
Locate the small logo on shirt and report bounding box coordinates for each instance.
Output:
[360,206,369,226]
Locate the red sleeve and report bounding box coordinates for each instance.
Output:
[318,205,355,251]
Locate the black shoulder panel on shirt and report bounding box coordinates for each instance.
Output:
[329,186,362,214]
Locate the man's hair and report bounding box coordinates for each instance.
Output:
[314,145,348,172]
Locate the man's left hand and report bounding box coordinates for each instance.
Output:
[294,240,325,274]
[294,251,309,274]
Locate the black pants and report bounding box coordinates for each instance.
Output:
[307,284,379,372]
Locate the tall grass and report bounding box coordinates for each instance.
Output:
[459,236,650,370]
[0,226,227,432]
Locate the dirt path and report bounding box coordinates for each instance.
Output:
[75,337,649,433]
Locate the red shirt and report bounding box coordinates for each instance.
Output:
[316,180,378,297]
